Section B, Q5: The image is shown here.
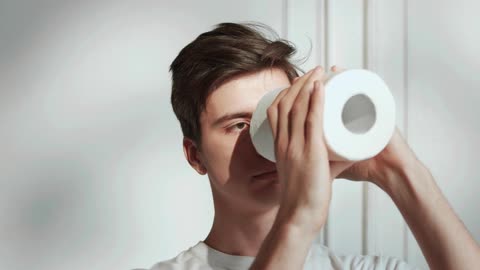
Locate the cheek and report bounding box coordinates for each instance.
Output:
[201,133,235,182]
[202,131,254,183]
[225,132,260,177]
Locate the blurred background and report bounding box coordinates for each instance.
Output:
[0,0,478,269]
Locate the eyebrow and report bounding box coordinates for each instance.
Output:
[212,111,253,127]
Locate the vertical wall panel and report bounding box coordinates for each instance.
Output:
[406,1,480,269]
[286,0,319,71]
[325,0,366,257]
[365,0,408,261]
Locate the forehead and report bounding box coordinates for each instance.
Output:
[202,68,291,123]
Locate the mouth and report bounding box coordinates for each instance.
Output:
[252,170,278,181]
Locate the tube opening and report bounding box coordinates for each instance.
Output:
[341,94,376,134]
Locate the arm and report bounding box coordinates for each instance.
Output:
[331,64,480,270]
[250,66,355,270]
[381,161,480,270]
[249,213,317,270]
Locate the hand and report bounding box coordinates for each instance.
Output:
[330,66,426,190]
[266,66,353,234]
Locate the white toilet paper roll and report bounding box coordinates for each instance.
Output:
[249,69,396,162]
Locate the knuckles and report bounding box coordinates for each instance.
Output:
[274,139,304,163]
[266,106,276,118]
[290,103,304,117]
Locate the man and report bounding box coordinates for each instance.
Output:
[145,22,480,269]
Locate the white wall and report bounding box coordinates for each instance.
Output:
[0,1,284,270]
[406,1,480,267]
[0,1,478,270]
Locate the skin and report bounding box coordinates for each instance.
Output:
[183,66,480,269]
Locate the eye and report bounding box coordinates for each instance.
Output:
[234,122,248,130]
[228,122,250,133]
[235,122,247,129]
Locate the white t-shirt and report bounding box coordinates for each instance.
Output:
[141,241,421,270]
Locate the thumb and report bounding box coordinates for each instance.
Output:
[330,65,347,73]
[329,161,355,180]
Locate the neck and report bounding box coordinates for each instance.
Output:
[204,199,279,257]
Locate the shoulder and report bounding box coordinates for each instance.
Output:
[137,247,208,270]
[312,243,421,270]
[338,252,419,270]
[147,257,184,270]
[336,253,421,270]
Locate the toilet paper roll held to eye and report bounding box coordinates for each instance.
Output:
[249,69,396,162]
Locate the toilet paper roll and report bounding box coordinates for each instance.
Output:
[249,69,396,162]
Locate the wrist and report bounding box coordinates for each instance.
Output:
[251,209,319,270]
[275,203,327,237]
[377,159,432,199]
[270,216,319,247]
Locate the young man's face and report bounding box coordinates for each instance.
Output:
[194,68,291,213]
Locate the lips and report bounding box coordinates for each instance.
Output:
[252,170,278,181]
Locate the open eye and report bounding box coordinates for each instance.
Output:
[234,122,247,130]
[228,122,250,133]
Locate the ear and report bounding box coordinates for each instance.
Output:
[183,137,207,175]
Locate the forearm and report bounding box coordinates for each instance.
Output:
[382,162,480,270]
[249,211,318,270]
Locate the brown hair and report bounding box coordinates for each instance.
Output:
[169,22,305,149]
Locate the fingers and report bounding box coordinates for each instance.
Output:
[267,68,311,140]
[266,65,330,160]
[290,67,326,148]
[301,66,326,100]
[305,80,326,150]
[330,65,347,74]
[289,82,311,149]
[267,88,288,140]
[276,68,318,146]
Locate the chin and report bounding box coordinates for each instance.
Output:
[248,179,281,208]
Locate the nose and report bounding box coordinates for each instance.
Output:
[244,130,274,163]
